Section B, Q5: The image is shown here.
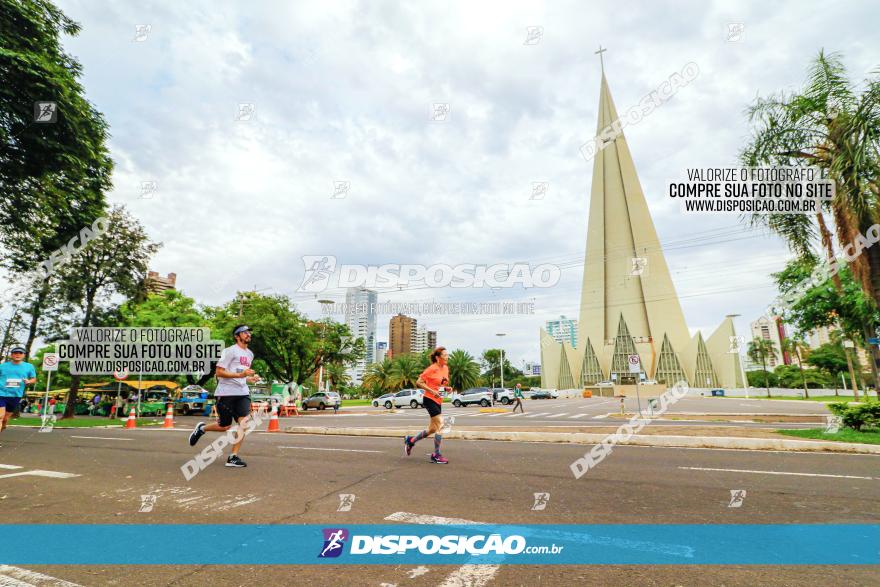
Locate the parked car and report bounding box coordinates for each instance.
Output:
[450,387,492,407]
[391,389,424,409]
[372,393,396,408]
[530,390,553,400]
[491,388,515,404]
[172,385,213,416]
[301,391,341,410]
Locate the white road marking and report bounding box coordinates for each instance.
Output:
[568,414,589,419]
[0,470,79,480]
[438,565,499,587]
[678,466,877,480]
[385,512,499,586]
[593,414,609,419]
[524,413,550,418]
[0,465,23,470]
[385,512,482,525]
[506,412,526,417]
[487,412,507,417]
[278,446,383,453]
[0,566,83,587]
[546,413,569,418]
[70,436,132,441]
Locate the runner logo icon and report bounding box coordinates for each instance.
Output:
[318,528,349,558]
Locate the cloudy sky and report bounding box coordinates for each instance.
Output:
[44,0,879,367]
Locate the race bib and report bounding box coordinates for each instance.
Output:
[5,378,21,388]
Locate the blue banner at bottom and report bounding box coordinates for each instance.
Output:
[3,524,877,565]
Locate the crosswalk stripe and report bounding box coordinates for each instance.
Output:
[524,412,550,418]
[569,414,589,419]
[546,413,569,418]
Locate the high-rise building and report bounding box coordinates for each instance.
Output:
[145,271,177,294]
[545,316,577,347]
[389,314,417,357]
[344,288,377,385]
[427,330,437,351]
[540,68,744,390]
[748,315,788,369]
[375,341,388,363]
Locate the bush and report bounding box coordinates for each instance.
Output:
[828,401,880,431]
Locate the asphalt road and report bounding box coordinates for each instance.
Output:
[1,422,878,586]
[280,396,833,431]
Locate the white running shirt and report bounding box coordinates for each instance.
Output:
[214,344,254,397]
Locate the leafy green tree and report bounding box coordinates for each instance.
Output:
[207,294,363,387]
[118,290,205,328]
[324,362,351,391]
[741,50,880,388]
[1,0,113,350]
[480,349,520,387]
[746,369,778,389]
[56,205,159,418]
[447,349,480,391]
[389,354,422,390]
[747,338,778,396]
[806,341,851,395]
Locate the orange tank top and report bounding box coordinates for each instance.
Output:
[419,363,448,404]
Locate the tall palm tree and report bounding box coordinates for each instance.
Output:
[780,337,811,398]
[447,349,480,391]
[747,337,778,397]
[741,50,880,388]
[324,362,351,391]
[829,329,862,400]
[389,354,422,389]
[363,359,394,395]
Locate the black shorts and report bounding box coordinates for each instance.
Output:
[216,396,251,427]
[423,397,442,418]
[0,396,20,412]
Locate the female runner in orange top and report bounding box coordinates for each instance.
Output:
[404,347,449,464]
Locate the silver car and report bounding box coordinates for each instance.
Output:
[301,392,341,410]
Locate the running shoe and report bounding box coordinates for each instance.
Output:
[430,453,449,464]
[225,454,247,468]
[404,436,414,456]
[188,421,205,446]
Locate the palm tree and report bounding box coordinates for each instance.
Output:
[741,50,880,389]
[447,349,480,391]
[363,359,394,395]
[747,337,778,397]
[829,329,862,400]
[389,354,422,389]
[780,337,811,398]
[324,362,351,391]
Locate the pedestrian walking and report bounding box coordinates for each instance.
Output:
[512,383,525,413]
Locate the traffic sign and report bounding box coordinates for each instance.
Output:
[42,353,59,372]
[868,338,880,345]
[113,370,129,381]
[627,354,641,373]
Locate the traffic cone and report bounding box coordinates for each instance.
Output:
[267,404,280,432]
[163,404,175,429]
[125,407,137,429]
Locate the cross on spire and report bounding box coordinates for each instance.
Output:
[595,45,607,74]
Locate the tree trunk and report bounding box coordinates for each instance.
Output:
[762,356,770,397]
[795,351,809,399]
[844,347,860,401]
[23,279,51,359]
[63,296,96,419]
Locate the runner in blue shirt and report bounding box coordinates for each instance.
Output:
[0,346,37,433]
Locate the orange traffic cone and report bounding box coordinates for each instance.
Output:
[267,404,280,432]
[163,404,175,429]
[125,407,137,429]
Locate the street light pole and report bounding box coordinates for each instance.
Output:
[317,300,335,393]
[496,333,506,388]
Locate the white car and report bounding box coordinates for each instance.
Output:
[491,388,516,404]
[391,389,424,409]
[372,393,396,408]
[450,387,493,407]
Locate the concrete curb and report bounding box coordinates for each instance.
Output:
[277,426,880,455]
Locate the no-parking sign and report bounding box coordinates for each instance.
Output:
[627,354,641,373]
[113,370,129,381]
[42,353,59,372]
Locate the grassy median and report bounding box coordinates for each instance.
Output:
[777,428,880,445]
[10,417,164,428]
